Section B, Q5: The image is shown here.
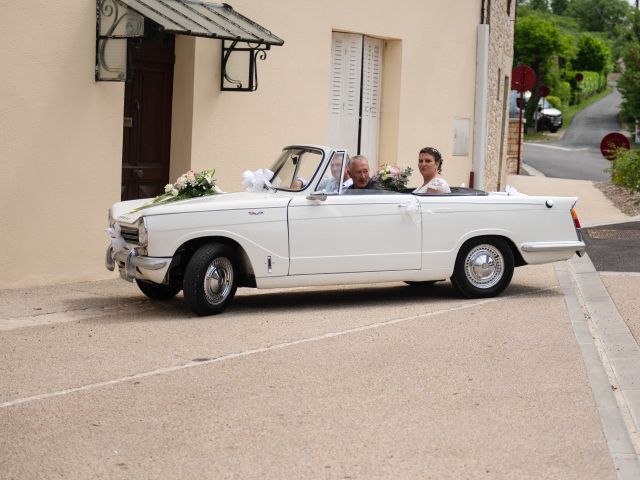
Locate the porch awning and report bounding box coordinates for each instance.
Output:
[118,0,284,45]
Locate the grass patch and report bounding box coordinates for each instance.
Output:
[523,131,548,141]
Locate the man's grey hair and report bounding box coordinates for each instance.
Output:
[346,154,368,172]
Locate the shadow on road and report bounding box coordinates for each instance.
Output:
[62,281,563,322]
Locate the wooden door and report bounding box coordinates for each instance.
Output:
[121,22,175,201]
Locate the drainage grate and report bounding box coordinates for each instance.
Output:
[584,229,640,240]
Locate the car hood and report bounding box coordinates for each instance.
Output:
[112,191,291,224]
[541,107,562,116]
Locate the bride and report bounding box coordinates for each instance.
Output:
[413,146,450,194]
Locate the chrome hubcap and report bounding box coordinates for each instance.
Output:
[464,244,504,289]
[203,257,233,305]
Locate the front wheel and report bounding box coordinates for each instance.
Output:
[136,279,181,300]
[183,243,238,315]
[450,238,514,298]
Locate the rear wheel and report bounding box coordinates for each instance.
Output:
[136,279,181,300]
[183,243,238,315]
[450,238,514,298]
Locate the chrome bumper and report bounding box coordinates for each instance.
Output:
[520,241,586,256]
[105,245,169,282]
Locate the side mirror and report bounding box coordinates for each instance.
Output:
[306,192,327,201]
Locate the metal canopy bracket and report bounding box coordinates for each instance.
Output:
[96,0,145,81]
[95,0,284,89]
[221,40,270,91]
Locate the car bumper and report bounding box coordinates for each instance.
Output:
[521,241,586,255]
[105,245,170,283]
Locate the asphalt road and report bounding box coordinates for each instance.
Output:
[523,88,622,181]
[0,269,616,479]
[582,221,640,272]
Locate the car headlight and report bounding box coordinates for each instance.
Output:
[138,218,149,247]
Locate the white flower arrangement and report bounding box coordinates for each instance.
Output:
[134,169,222,211]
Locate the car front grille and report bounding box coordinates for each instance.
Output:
[119,225,139,244]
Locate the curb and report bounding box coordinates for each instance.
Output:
[556,256,640,479]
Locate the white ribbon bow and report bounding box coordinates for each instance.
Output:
[400,199,422,227]
[242,169,274,192]
[505,184,526,196]
[105,223,126,251]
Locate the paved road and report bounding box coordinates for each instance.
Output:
[0,271,619,479]
[582,221,640,272]
[523,88,622,181]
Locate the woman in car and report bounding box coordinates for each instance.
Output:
[413,146,450,194]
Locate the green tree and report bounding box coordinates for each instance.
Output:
[529,0,549,12]
[618,41,640,122]
[514,15,564,124]
[550,0,570,15]
[567,0,630,32]
[573,35,610,72]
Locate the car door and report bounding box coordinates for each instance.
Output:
[287,193,422,275]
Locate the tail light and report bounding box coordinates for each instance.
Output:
[570,208,581,229]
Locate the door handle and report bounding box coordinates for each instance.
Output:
[132,169,144,179]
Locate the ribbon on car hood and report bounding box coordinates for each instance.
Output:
[242,169,274,192]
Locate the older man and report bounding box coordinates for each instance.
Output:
[346,155,382,190]
[317,153,352,192]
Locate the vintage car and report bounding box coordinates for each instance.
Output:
[106,145,585,315]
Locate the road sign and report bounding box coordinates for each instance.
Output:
[600,133,630,161]
[511,65,537,175]
[575,73,584,82]
[539,85,550,97]
[511,65,536,93]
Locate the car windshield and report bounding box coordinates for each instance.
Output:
[268,148,324,191]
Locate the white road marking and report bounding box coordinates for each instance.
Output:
[525,143,589,152]
[0,288,557,409]
[599,271,640,277]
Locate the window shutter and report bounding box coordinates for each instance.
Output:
[360,36,383,169]
[328,32,362,156]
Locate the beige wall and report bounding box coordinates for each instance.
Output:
[179,0,481,190]
[0,1,123,288]
[0,0,513,288]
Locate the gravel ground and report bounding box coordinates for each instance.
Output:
[594,182,640,217]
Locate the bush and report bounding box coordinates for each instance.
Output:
[555,81,572,105]
[609,148,640,193]
[573,35,610,73]
[546,95,562,109]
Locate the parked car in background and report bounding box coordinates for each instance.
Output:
[534,97,563,133]
[105,145,585,316]
[509,91,564,133]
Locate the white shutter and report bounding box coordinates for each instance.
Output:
[360,36,383,169]
[328,32,362,156]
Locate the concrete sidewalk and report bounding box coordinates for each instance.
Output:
[508,173,640,478]
[506,173,631,227]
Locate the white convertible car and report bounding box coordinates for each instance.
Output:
[106,145,585,315]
